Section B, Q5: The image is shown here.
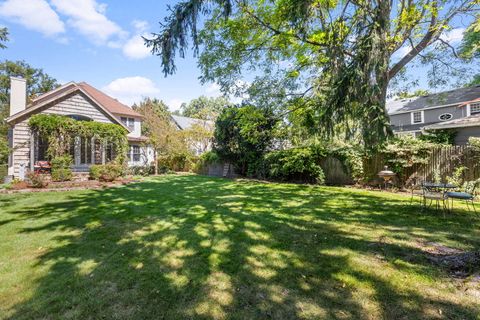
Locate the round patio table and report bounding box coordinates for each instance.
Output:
[422,182,457,190]
[421,182,457,213]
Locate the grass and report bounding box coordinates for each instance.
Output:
[0,174,479,319]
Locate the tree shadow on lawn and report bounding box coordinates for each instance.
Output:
[3,175,480,319]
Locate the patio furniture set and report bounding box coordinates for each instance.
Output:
[415,181,478,214]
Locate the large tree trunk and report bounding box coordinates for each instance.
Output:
[362,0,393,149]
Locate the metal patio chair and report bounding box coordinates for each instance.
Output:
[421,183,448,214]
[446,179,479,213]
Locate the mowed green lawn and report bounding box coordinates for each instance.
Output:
[0,175,479,319]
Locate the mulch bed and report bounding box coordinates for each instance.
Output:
[423,242,480,278]
[1,178,140,194]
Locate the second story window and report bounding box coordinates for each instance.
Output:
[471,103,480,115]
[411,111,424,124]
[121,117,135,130]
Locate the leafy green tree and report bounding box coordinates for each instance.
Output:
[0,60,60,164]
[465,74,480,87]
[134,97,187,174]
[397,90,430,99]
[460,16,480,59]
[0,28,8,49]
[180,95,231,120]
[133,97,171,135]
[214,105,277,175]
[146,0,477,148]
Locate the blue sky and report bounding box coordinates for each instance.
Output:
[0,0,221,110]
[0,0,474,109]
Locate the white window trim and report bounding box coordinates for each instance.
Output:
[411,110,424,124]
[438,113,453,121]
[470,102,480,115]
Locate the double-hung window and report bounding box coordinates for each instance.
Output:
[132,145,140,162]
[411,111,424,124]
[121,117,135,130]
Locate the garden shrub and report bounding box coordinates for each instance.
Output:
[264,147,325,184]
[51,155,73,182]
[128,165,154,176]
[89,163,124,182]
[420,129,457,145]
[382,135,437,185]
[51,169,72,182]
[194,151,220,174]
[157,152,197,172]
[26,172,49,188]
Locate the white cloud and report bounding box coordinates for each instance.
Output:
[50,0,126,45]
[439,28,465,44]
[0,0,65,36]
[103,76,160,106]
[122,20,150,59]
[168,99,185,111]
[123,35,150,59]
[132,19,148,33]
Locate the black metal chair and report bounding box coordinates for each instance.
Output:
[421,183,448,214]
[446,179,479,213]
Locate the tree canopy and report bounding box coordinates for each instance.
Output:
[0,28,8,49]
[214,105,277,174]
[134,97,187,173]
[180,95,231,120]
[146,0,479,148]
[0,60,60,164]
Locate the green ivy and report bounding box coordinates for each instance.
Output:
[28,114,128,164]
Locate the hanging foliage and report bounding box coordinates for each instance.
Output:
[28,114,128,163]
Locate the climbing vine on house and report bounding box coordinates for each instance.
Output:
[28,114,128,163]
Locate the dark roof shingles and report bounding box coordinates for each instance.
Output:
[391,85,480,113]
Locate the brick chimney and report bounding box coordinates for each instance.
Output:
[10,76,27,116]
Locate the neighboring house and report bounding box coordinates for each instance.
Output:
[6,77,154,179]
[388,85,480,144]
[171,114,214,155]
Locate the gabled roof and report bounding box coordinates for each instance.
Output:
[77,82,142,118]
[388,85,480,114]
[6,81,141,124]
[171,115,214,130]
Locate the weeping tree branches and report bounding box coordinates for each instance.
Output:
[146,0,479,148]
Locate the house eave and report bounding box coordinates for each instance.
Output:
[6,84,130,132]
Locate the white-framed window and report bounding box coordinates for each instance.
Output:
[132,145,140,162]
[411,111,424,124]
[121,117,135,129]
[471,103,480,115]
[438,113,453,121]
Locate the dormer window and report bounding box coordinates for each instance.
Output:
[411,111,424,124]
[121,117,135,129]
[471,103,480,115]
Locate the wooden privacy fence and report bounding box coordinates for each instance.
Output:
[364,146,480,185]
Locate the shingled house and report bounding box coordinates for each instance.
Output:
[6,77,154,179]
[387,85,480,144]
